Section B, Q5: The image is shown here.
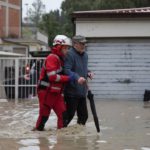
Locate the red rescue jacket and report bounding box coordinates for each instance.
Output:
[38,46,69,93]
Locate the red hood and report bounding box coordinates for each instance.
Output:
[51,46,64,58]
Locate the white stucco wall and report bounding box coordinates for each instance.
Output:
[36,32,48,44]
[75,19,150,37]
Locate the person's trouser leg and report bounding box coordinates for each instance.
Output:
[36,104,51,131]
[35,89,51,131]
[64,96,78,126]
[77,97,88,125]
[53,94,67,129]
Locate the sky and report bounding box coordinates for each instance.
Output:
[22,0,64,17]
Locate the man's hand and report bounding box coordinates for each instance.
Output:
[88,72,94,80]
[78,77,86,85]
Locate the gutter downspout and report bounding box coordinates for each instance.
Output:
[71,15,76,36]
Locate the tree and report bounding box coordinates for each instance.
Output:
[28,0,45,27]
[39,10,62,46]
[61,0,95,37]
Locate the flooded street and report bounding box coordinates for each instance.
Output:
[0,99,150,150]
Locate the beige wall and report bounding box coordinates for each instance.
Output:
[75,19,150,38]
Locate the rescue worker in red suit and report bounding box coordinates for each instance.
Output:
[34,35,75,131]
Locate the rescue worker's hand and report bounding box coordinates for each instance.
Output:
[88,72,94,80]
[78,77,86,85]
[68,72,76,82]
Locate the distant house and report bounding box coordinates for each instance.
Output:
[0,51,24,57]
[2,34,48,56]
[22,22,48,52]
[72,7,150,100]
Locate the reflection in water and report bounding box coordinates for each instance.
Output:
[18,139,40,150]
[19,138,51,150]
[19,146,40,150]
[48,134,101,150]
[143,101,150,108]
[141,147,150,150]
[96,140,107,143]
[48,135,57,149]
[124,149,135,150]
[18,139,40,146]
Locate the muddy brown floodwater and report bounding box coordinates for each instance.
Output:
[0,99,150,150]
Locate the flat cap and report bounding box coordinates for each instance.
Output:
[72,35,87,43]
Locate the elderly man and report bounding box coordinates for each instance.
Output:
[64,35,93,126]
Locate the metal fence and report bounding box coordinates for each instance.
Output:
[0,57,44,100]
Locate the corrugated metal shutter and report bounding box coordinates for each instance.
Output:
[87,38,150,100]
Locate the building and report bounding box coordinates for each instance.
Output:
[0,0,25,57]
[72,7,150,100]
[0,0,22,38]
[0,0,48,57]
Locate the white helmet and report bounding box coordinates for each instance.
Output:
[53,35,72,46]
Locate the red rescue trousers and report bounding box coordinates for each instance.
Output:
[36,88,66,130]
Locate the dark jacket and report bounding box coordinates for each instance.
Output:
[64,47,88,98]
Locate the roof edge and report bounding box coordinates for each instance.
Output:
[72,7,150,19]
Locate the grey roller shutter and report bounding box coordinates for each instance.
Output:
[87,39,150,100]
